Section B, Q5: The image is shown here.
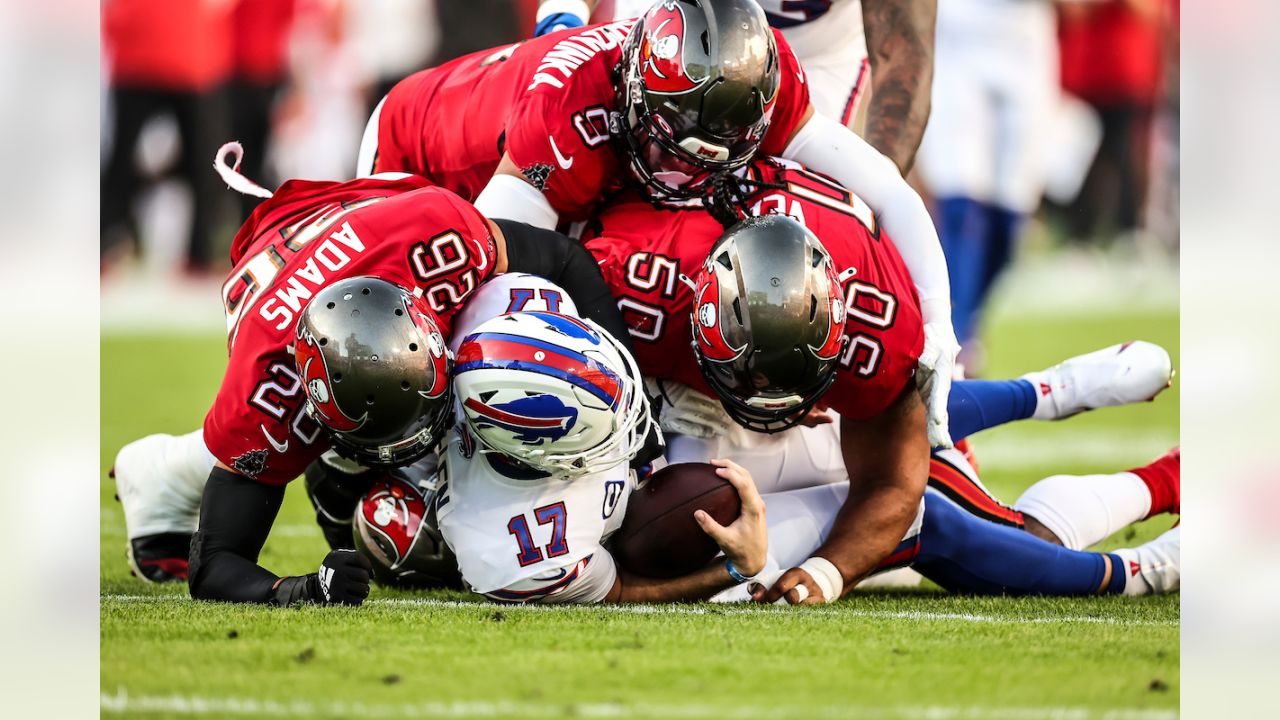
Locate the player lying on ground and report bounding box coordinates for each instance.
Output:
[347,275,1175,603]
[587,159,933,589]
[112,162,649,602]
[686,214,1176,602]
[735,449,1179,604]
[414,277,767,602]
[585,157,1173,598]
[359,0,959,447]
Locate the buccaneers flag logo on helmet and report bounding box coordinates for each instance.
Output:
[639,2,705,95]
[295,328,367,432]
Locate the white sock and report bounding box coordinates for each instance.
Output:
[1112,527,1180,595]
[1018,371,1056,420]
[1014,471,1152,550]
[115,429,216,539]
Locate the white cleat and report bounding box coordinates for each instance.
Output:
[1023,341,1173,421]
[1112,526,1180,595]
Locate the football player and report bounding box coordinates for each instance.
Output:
[112,150,643,598]
[357,0,959,446]
[686,214,1178,603]
[427,275,769,603]
[584,159,1172,597]
[605,0,937,172]
[357,277,1178,602]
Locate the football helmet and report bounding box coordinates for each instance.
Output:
[293,277,453,467]
[689,215,848,433]
[353,472,461,588]
[454,311,653,477]
[616,0,780,199]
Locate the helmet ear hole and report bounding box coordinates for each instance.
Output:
[731,297,743,325]
[809,295,818,323]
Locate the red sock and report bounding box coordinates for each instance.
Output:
[1128,448,1180,517]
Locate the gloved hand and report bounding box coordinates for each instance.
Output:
[269,549,373,607]
[644,377,735,438]
[534,0,590,37]
[917,320,960,449]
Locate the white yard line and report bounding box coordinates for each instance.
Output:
[99,594,1178,628]
[99,689,1177,720]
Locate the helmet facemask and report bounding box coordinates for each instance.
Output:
[615,0,779,201]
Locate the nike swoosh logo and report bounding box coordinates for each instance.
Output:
[261,425,289,453]
[549,136,573,170]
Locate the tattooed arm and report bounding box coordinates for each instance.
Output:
[862,0,936,175]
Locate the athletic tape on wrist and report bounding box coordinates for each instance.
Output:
[536,0,590,22]
[799,556,843,603]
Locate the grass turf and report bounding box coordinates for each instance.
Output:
[100,308,1179,719]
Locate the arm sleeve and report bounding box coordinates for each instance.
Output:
[474,173,560,229]
[187,466,288,604]
[782,112,952,324]
[497,218,636,353]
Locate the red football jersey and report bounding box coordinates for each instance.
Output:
[373,19,810,221]
[205,175,498,484]
[586,158,923,421]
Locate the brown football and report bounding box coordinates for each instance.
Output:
[613,463,741,578]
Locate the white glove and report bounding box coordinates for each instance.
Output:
[643,377,735,439]
[917,320,959,449]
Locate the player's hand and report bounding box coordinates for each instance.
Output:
[313,549,373,606]
[751,566,825,605]
[695,458,767,577]
[644,377,735,438]
[917,321,959,449]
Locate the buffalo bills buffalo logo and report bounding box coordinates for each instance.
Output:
[463,393,579,445]
[639,2,705,95]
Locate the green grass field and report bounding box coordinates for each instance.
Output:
[101,301,1180,719]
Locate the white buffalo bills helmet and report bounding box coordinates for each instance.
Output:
[453,311,652,478]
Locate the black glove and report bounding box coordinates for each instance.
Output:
[269,550,374,607]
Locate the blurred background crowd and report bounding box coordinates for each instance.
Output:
[100,0,1179,369]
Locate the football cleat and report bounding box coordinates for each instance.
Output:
[127,533,191,583]
[1023,341,1173,421]
[1113,526,1180,595]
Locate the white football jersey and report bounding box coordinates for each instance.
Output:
[435,272,635,603]
[435,427,634,602]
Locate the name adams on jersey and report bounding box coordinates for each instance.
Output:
[205,175,497,484]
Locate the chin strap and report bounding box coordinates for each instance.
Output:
[213,141,274,199]
[700,170,789,229]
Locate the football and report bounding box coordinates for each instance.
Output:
[613,462,742,578]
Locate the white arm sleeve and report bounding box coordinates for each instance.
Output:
[473,173,561,230]
[782,113,952,324]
